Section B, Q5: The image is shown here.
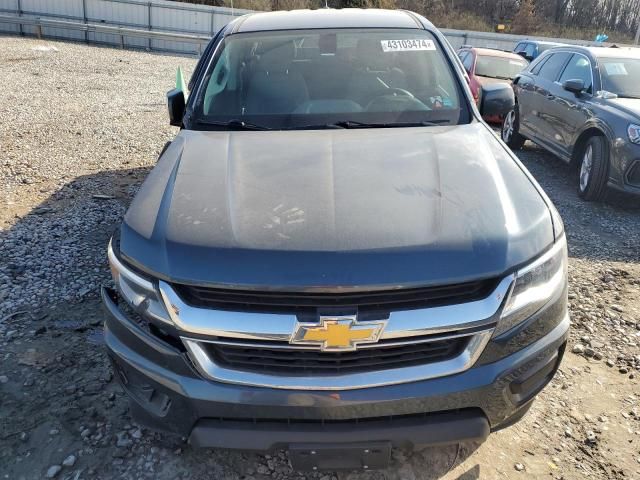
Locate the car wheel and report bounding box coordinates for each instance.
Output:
[577,136,609,201]
[501,108,525,150]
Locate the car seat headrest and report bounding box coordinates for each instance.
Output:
[258,40,296,73]
[319,34,337,55]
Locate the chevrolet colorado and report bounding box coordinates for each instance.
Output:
[103,8,569,471]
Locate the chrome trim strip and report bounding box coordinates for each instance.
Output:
[158,274,514,341]
[160,281,296,340]
[184,327,493,351]
[182,330,493,391]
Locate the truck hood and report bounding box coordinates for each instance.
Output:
[120,123,553,289]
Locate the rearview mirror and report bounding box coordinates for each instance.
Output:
[562,79,585,95]
[167,88,185,127]
[479,82,515,119]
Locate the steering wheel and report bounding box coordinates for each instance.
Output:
[365,88,430,112]
[359,87,414,108]
[372,88,415,100]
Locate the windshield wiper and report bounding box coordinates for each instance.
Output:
[616,94,640,99]
[197,119,451,131]
[482,75,512,80]
[295,120,450,130]
[196,119,272,131]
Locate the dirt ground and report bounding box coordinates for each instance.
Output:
[1,36,639,480]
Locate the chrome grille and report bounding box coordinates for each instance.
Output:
[161,275,515,390]
[204,336,467,375]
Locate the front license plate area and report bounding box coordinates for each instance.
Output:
[288,442,391,471]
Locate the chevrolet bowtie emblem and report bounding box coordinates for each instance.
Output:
[291,315,386,352]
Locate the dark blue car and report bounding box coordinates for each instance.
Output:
[514,40,567,61]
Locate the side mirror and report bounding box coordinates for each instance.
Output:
[167,88,185,127]
[516,51,533,61]
[562,79,585,95]
[479,82,515,119]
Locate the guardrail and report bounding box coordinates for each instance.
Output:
[2,11,636,57]
[0,13,212,53]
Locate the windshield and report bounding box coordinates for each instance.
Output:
[475,55,528,80]
[599,58,640,98]
[191,28,469,130]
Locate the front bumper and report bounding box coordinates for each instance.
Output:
[102,286,568,449]
[609,140,640,196]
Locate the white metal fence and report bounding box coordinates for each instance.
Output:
[0,0,252,54]
[0,0,619,56]
[441,28,598,50]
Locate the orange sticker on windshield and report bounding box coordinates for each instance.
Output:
[381,39,436,52]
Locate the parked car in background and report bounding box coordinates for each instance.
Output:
[503,46,640,201]
[514,40,567,61]
[457,47,528,121]
[102,8,568,472]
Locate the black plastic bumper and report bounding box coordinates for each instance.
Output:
[102,286,568,449]
[190,409,489,450]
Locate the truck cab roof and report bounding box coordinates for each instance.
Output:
[230,8,432,33]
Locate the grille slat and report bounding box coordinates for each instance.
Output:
[218,349,453,365]
[205,337,467,375]
[173,278,498,314]
[174,279,495,377]
[216,342,454,362]
[218,351,454,370]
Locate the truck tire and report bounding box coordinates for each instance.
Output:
[501,108,525,150]
[577,136,609,201]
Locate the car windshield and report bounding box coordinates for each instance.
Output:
[191,28,469,130]
[475,55,528,80]
[599,58,640,98]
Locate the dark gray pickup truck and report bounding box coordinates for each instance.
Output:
[102,8,569,471]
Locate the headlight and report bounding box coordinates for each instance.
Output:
[629,124,640,145]
[108,239,172,325]
[494,236,567,337]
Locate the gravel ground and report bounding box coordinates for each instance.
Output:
[1,36,640,480]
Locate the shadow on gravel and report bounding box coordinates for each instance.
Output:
[0,166,485,479]
[0,166,153,477]
[0,166,152,317]
[517,144,640,265]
